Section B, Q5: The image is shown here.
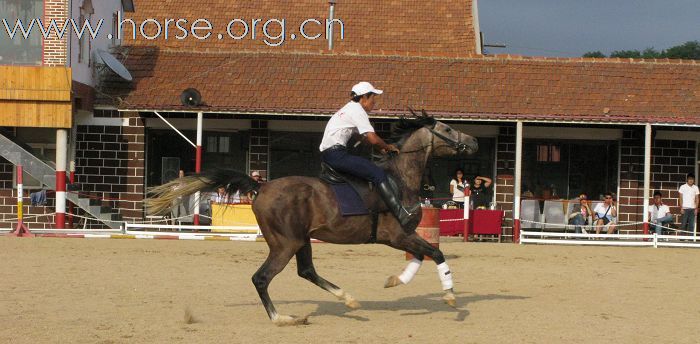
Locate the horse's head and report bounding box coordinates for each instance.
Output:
[425,121,478,156]
[401,109,478,157]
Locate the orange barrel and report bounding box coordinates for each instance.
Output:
[406,207,440,260]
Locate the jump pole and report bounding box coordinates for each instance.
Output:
[8,165,33,237]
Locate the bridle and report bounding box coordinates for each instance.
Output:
[395,123,469,156]
[426,123,469,153]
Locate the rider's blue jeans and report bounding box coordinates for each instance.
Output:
[321,146,387,185]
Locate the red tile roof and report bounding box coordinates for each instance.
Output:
[109,48,700,125]
[125,0,477,56]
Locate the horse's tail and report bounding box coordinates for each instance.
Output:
[145,169,261,215]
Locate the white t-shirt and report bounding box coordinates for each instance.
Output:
[594,203,614,222]
[649,203,671,221]
[678,184,699,209]
[450,179,466,202]
[319,102,375,151]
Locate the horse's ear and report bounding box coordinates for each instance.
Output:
[407,107,417,118]
[421,109,429,118]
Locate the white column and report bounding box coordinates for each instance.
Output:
[514,121,523,242]
[642,124,652,228]
[193,112,203,225]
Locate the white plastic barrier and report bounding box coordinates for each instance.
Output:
[520,231,700,249]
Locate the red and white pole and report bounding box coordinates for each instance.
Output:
[193,111,203,226]
[513,121,523,244]
[55,129,68,229]
[463,189,471,242]
[8,165,32,237]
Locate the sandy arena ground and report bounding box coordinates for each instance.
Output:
[1,237,700,344]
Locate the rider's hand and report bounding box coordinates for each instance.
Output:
[381,144,399,155]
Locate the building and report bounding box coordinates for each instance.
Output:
[1,0,698,235]
[0,0,132,230]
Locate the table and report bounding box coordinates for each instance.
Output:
[439,209,504,240]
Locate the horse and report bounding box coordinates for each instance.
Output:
[146,113,479,326]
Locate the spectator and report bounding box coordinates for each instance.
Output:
[649,190,673,235]
[470,175,493,209]
[449,168,468,208]
[251,171,264,184]
[210,186,230,204]
[171,169,189,224]
[678,174,699,234]
[521,185,535,199]
[594,192,617,234]
[568,193,593,234]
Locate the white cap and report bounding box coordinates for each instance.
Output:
[251,171,260,177]
[351,82,383,96]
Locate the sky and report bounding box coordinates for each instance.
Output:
[477,0,700,57]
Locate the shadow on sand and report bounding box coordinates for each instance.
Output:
[226,292,529,322]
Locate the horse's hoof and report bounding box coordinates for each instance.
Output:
[345,297,361,310]
[272,315,309,326]
[442,292,457,308]
[384,275,403,288]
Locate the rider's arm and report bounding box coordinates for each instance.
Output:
[365,132,398,153]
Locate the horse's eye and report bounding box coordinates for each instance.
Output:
[445,128,452,133]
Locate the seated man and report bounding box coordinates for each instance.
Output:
[568,193,593,234]
[649,190,673,235]
[594,192,617,234]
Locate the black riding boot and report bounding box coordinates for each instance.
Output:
[377,179,420,231]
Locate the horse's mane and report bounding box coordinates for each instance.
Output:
[375,110,436,170]
[389,110,436,148]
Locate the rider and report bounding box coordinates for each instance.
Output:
[319,82,420,230]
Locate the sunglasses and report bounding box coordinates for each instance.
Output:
[604,196,613,199]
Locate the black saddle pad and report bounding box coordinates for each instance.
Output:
[320,163,372,216]
[330,183,369,216]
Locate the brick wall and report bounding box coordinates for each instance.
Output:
[249,120,269,179]
[618,128,697,229]
[495,125,516,241]
[0,159,57,230]
[74,113,145,224]
[43,0,69,66]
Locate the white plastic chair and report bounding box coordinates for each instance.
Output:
[543,200,566,231]
[520,200,542,229]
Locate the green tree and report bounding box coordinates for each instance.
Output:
[583,51,606,58]
[641,48,662,59]
[582,41,700,60]
[610,50,642,58]
[664,41,700,59]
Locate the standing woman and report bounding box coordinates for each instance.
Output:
[449,168,468,208]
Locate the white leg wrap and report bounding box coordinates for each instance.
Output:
[436,262,453,290]
[398,258,423,284]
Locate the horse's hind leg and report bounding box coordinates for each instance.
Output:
[252,245,308,326]
[389,234,457,307]
[295,240,360,309]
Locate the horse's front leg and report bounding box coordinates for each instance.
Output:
[386,233,456,307]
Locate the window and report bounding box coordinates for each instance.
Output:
[0,0,43,65]
[111,12,119,46]
[78,0,94,64]
[206,135,230,153]
[537,144,561,163]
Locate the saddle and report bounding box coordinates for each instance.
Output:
[320,163,398,216]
